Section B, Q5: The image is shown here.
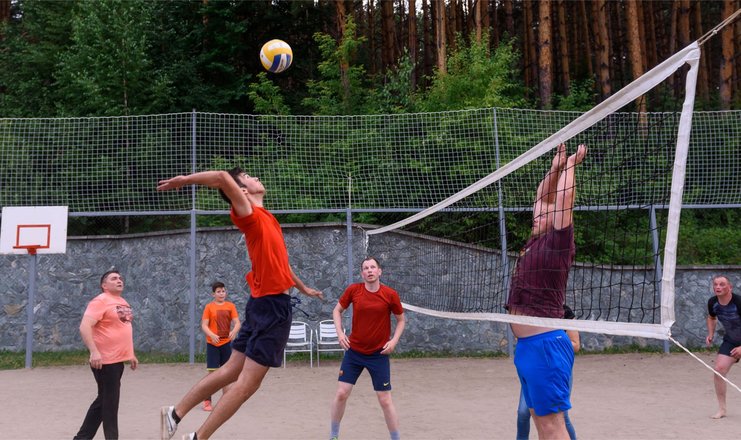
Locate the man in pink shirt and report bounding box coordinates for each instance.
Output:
[74,270,138,440]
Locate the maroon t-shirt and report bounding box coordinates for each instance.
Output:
[506,225,575,318]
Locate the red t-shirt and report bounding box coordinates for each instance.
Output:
[506,225,575,318]
[231,207,294,298]
[339,283,404,355]
[202,301,239,346]
[83,292,135,364]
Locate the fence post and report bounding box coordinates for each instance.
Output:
[346,175,354,286]
[492,109,514,357]
[189,109,197,363]
[649,205,669,353]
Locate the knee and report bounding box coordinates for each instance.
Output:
[335,387,351,402]
[376,392,394,409]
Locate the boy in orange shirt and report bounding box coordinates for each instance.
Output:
[200,281,240,411]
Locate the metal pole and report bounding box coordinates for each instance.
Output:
[492,109,515,357]
[189,109,197,363]
[24,252,37,369]
[346,175,354,286]
[649,206,669,353]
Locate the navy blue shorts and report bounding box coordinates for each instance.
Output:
[338,348,392,391]
[514,330,574,416]
[231,294,292,368]
[206,343,232,370]
[719,339,741,362]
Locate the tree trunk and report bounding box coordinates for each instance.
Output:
[423,0,434,80]
[523,0,536,96]
[447,0,457,52]
[643,1,657,69]
[474,0,482,42]
[368,0,377,75]
[0,0,10,23]
[691,0,709,101]
[503,0,514,39]
[626,0,646,116]
[381,0,397,70]
[556,0,570,96]
[579,0,594,79]
[435,0,447,74]
[719,0,734,109]
[409,0,418,89]
[335,0,350,103]
[677,0,691,49]
[593,0,611,99]
[538,0,553,108]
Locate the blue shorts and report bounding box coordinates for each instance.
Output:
[206,342,232,370]
[338,348,392,391]
[514,330,574,417]
[231,294,292,368]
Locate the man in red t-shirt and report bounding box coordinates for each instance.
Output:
[329,257,405,440]
[74,270,138,440]
[157,167,323,440]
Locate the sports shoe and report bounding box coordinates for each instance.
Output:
[182,433,196,440]
[160,405,178,440]
[202,400,212,411]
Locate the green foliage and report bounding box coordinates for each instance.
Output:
[554,78,597,111]
[302,18,375,115]
[247,72,291,115]
[374,51,420,114]
[420,35,528,112]
[677,210,741,265]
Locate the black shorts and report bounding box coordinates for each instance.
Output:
[231,294,292,368]
[206,343,232,370]
[719,339,741,362]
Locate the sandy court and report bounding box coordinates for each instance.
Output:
[1,352,740,439]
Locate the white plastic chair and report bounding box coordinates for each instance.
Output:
[316,319,345,366]
[283,321,314,368]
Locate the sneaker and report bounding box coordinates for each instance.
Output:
[160,405,178,440]
[182,433,196,440]
[202,400,212,411]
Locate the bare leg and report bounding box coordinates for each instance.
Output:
[376,391,399,434]
[195,356,269,439]
[174,350,244,420]
[330,382,354,428]
[711,354,735,419]
[532,411,570,440]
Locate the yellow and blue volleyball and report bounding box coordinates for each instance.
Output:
[259,39,293,73]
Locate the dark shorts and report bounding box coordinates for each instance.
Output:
[206,342,232,370]
[338,348,392,392]
[719,339,741,362]
[514,330,574,417]
[231,294,292,368]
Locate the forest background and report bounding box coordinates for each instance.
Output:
[0,0,738,265]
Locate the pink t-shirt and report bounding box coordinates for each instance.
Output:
[83,292,134,364]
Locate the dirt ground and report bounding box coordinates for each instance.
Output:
[2,352,740,440]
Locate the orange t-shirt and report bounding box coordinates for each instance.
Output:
[231,207,294,298]
[83,292,134,364]
[202,301,239,347]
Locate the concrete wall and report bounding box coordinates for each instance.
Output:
[0,225,738,355]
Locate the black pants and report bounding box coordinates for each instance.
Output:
[73,362,125,440]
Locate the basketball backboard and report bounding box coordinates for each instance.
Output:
[0,206,68,255]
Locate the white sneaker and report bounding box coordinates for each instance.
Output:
[160,406,178,440]
[182,433,196,440]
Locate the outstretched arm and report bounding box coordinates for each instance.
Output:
[290,266,324,300]
[157,171,252,217]
[553,144,587,230]
[535,143,567,207]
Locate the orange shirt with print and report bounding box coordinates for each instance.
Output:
[231,207,294,298]
[202,301,239,347]
[83,292,134,365]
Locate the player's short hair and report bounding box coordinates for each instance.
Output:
[100,270,121,287]
[712,275,732,287]
[211,281,225,292]
[218,167,247,205]
[361,256,382,270]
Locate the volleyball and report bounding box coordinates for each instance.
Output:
[260,39,293,73]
